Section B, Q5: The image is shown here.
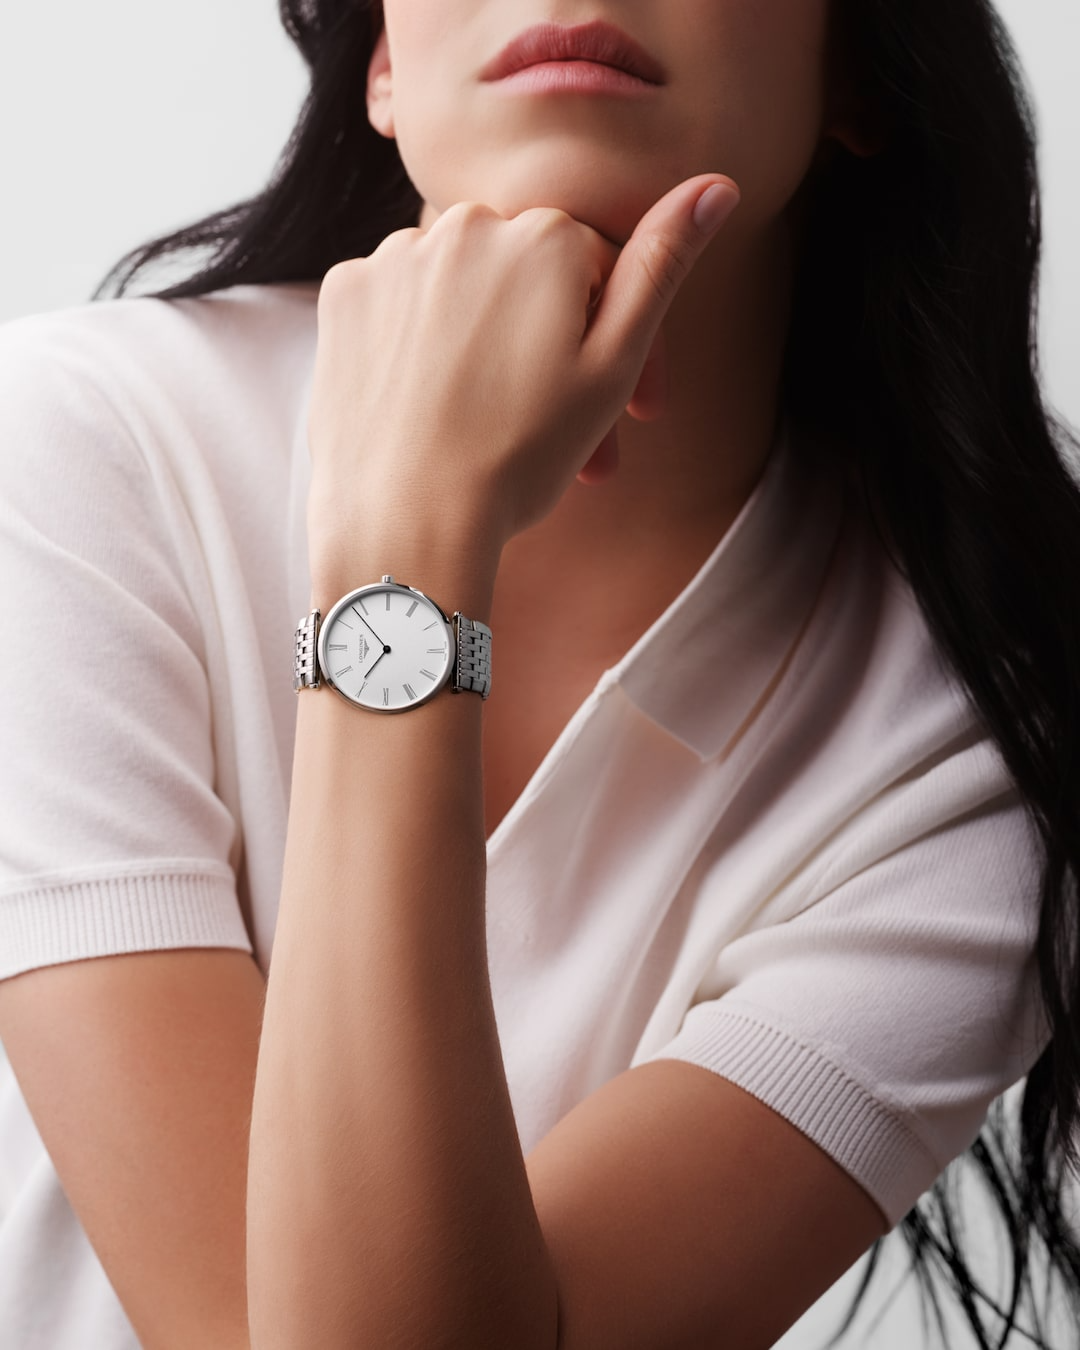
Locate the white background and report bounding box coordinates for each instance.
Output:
[2,3,1077,1346]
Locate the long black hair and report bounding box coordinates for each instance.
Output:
[98,1,1080,1343]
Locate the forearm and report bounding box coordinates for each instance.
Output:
[246,547,559,1350]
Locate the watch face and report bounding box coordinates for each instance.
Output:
[317,583,454,712]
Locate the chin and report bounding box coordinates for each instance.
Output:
[413,151,677,246]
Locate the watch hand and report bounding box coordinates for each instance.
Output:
[364,645,391,679]
[352,606,387,649]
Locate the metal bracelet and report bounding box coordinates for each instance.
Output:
[452,615,493,699]
[294,609,322,691]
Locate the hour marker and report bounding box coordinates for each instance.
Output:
[354,600,369,617]
[427,647,447,655]
[383,687,390,706]
[338,620,354,630]
[403,683,417,700]
[385,593,391,612]
[423,621,439,631]
[329,644,347,651]
[334,666,353,678]
[420,669,437,681]
[406,601,419,618]
[358,681,367,696]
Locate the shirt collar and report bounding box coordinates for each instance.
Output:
[611,418,846,763]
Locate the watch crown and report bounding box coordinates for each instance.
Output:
[382,574,393,584]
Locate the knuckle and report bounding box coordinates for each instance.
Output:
[374,226,423,254]
[534,206,575,231]
[639,233,693,304]
[440,200,497,230]
[317,258,365,314]
[515,206,577,241]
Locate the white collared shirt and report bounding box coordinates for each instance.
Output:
[0,285,1047,1349]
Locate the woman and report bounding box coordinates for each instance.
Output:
[0,1,1078,1346]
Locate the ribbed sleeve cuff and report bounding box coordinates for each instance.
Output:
[641,998,941,1228]
[0,862,253,981]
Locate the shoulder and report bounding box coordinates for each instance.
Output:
[674,482,1047,1219]
[0,282,319,546]
[0,280,319,368]
[0,282,319,456]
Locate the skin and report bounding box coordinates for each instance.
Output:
[358,0,875,832]
[360,8,878,860]
[363,0,870,649]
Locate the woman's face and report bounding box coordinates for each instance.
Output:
[367,1,847,244]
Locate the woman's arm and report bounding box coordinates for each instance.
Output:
[0,949,266,1350]
[245,177,884,1349]
[246,538,562,1349]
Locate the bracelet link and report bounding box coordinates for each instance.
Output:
[294,610,322,691]
[452,615,493,699]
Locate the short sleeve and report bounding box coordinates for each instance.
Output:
[0,314,253,981]
[640,734,1048,1227]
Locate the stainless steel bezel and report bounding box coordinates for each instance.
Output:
[316,581,456,713]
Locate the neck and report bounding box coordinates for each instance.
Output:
[496,212,796,623]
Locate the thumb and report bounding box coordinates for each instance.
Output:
[586,174,740,374]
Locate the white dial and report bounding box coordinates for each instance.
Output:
[317,579,454,712]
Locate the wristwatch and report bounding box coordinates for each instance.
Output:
[293,575,492,712]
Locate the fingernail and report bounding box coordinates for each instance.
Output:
[693,183,740,235]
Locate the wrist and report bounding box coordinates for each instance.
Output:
[306,468,508,619]
[309,538,501,626]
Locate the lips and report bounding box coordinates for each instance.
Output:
[480,20,666,86]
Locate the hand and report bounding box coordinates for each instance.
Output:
[355,611,388,651]
[363,648,389,679]
[307,175,740,571]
